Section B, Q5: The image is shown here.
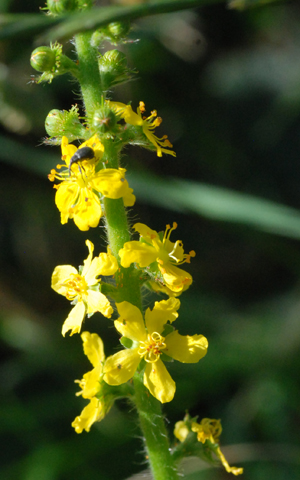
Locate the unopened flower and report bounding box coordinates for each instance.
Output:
[192,419,243,476]
[119,222,195,294]
[103,298,208,403]
[72,332,113,433]
[174,420,190,443]
[109,101,176,157]
[48,135,135,231]
[51,240,118,336]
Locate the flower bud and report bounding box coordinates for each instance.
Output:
[30,47,56,72]
[92,105,117,134]
[91,21,130,47]
[107,21,131,41]
[47,0,78,15]
[45,106,86,143]
[99,50,134,90]
[100,50,127,74]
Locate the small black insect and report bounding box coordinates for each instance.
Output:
[68,146,95,175]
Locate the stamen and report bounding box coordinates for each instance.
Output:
[139,101,146,113]
[138,332,166,363]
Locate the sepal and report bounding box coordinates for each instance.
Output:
[45,105,87,144]
[98,50,136,91]
[120,336,133,349]
[100,283,118,299]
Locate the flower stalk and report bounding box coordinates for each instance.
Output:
[74,29,179,479]
[35,2,243,478]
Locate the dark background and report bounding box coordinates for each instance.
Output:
[1,0,300,479]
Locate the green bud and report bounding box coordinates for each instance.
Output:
[92,105,117,133]
[30,42,78,83]
[30,47,56,72]
[99,49,134,90]
[91,21,130,47]
[100,50,127,74]
[107,21,131,41]
[47,0,78,15]
[45,106,86,143]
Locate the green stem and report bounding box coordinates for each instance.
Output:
[74,31,104,111]
[75,30,178,480]
[133,371,179,480]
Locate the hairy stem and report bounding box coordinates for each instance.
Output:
[75,30,178,480]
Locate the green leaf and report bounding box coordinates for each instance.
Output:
[228,0,282,10]
[0,13,60,41]
[130,172,300,240]
[0,0,223,42]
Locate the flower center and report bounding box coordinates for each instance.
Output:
[138,332,166,363]
[65,273,88,301]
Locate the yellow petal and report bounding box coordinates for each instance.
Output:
[72,397,104,433]
[143,360,175,403]
[160,263,193,293]
[84,257,101,285]
[62,301,86,336]
[61,136,77,165]
[55,182,79,213]
[81,240,94,277]
[109,102,142,126]
[165,331,208,363]
[72,189,102,231]
[123,185,136,207]
[103,348,140,385]
[164,238,185,261]
[115,302,147,342]
[86,290,113,318]
[134,223,159,242]
[119,241,157,268]
[174,421,190,443]
[81,331,105,367]
[78,366,101,399]
[92,169,128,199]
[51,265,78,296]
[148,280,181,298]
[145,297,181,334]
[97,248,118,276]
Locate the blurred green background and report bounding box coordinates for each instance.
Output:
[1,0,300,479]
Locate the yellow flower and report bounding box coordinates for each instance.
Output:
[192,419,243,476]
[174,420,190,443]
[48,135,135,231]
[109,100,176,157]
[72,397,105,434]
[51,240,118,336]
[119,222,196,294]
[103,298,208,403]
[72,332,113,433]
